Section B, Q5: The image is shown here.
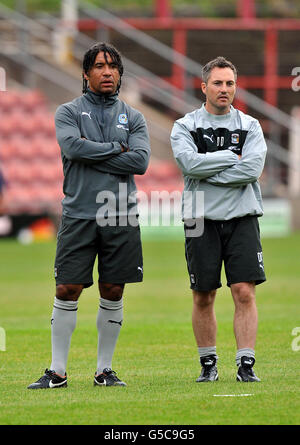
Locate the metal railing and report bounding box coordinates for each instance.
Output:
[76,0,300,182]
[0,1,298,173]
[0,1,200,140]
[0,3,194,157]
[78,0,297,133]
[71,29,200,115]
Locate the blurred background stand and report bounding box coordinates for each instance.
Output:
[289,107,300,231]
[0,0,300,240]
[53,0,78,65]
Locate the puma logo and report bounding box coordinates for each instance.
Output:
[108,320,123,326]
[203,134,214,143]
[82,111,92,119]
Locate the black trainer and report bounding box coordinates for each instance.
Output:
[27,369,67,389]
[237,356,261,382]
[94,368,126,387]
[196,355,218,382]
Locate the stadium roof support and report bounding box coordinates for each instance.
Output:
[77,1,299,133]
[154,0,171,19]
[237,0,256,19]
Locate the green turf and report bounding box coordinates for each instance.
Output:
[0,231,300,425]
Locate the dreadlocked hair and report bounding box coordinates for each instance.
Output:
[82,42,124,94]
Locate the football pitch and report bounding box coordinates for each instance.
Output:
[0,230,299,425]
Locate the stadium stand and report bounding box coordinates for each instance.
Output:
[0,89,183,219]
[0,89,64,215]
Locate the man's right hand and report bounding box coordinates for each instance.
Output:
[121,143,129,152]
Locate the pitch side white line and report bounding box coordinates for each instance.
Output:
[213,394,254,397]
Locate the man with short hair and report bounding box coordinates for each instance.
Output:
[171,56,266,382]
[28,42,150,389]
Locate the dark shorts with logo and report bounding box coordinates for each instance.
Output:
[184,215,266,292]
[54,215,143,288]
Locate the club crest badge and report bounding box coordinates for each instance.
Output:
[231,133,239,144]
[118,113,128,124]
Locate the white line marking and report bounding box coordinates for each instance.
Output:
[213,394,254,397]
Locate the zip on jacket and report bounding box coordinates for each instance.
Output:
[55,89,151,220]
[170,104,267,221]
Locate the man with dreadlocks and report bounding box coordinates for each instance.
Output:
[28,43,150,389]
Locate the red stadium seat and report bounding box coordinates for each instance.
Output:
[0,89,61,214]
[0,116,16,137]
[28,161,44,182]
[18,116,40,137]
[40,113,56,137]
[30,112,56,137]
[19,139,37,160]
[29,160,61,183]
[40,185,60,203]
[0,91,22,113]
[155,160,181,180]
[31,136,59,160]
[46,162,64,183]
[40,139,60,160]
[0,139,20,161]
[21,90,47,113]
[3,136,36,161]
[145,160,181,181]
[5,186,39,214]
[5,160,35,184]
[6,110,27,136]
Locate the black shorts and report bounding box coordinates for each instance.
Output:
[54,215,143,288]
[184,216,266,292]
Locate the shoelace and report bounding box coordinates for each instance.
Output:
[242,363,254,370]
[202,364,215,378]
[104,370,122,382]
[36,369,53,383]
[106,370,118,379]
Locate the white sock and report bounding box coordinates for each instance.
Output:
[198,346,218,361]
[50,297,78,376]
[96,297,123,374]
[236,348,255,366]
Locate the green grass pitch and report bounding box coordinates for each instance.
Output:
[0,230,299,425]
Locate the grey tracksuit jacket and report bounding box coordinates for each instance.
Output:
[55,89,150,219]
[170,104,267,220]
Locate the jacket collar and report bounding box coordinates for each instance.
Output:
[84,88,119,105]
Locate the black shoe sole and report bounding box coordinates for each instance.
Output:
[196,373,219,382]
[27,381,68,389]
[236,375,260,382]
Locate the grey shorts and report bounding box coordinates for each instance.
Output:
[54,215,143,288]
[184,215,266,292]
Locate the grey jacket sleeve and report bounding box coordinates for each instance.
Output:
[90,113,150,175]
[205,120,267,187]
[55,104,122,164]
[170,120,239,179]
